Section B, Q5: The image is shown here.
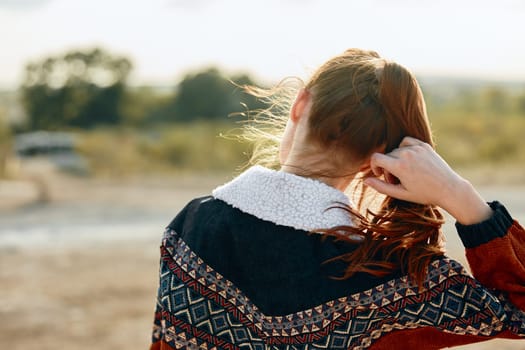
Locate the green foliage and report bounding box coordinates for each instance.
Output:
[0,116,12,178]
[172,68,266,122]
[75,122,250,176]
[482,87,510,115]
[21,48,132,130]
[424,84,525,168]
[429,107,525,167]
[120,87,174,126]
[516,93,525,115]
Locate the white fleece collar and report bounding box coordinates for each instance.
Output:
[212,166,354,232]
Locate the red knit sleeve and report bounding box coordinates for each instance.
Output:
[457,201,525,310]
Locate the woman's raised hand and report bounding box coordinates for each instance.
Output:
[364,137,493,225]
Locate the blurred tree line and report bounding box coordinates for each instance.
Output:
[20,47,266,130]
[424,85,525,118]
[17,47,525,131]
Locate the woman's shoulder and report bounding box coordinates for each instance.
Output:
[166,195,235,231]
[164,194,328,255]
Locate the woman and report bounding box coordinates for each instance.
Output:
[149,49,525,349]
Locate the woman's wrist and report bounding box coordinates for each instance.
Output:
[440,178,493,225]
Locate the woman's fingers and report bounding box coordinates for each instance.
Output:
[399,136,423,147]
[364,177,409,201]
[384,170,400,184]
[366,138,432,204]
[367,138,462,207]
[367,137,493,225]
[369,152,399,178]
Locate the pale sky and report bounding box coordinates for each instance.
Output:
[1,0,524,89]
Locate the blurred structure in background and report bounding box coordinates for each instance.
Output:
[14,131,88,175]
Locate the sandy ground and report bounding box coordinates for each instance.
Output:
[1,172,525,350]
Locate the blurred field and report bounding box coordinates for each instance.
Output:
[72,114,525,178]
[1,172,524,350]
[74,123,251,177]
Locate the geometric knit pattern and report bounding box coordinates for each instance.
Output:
[151,229,525,350]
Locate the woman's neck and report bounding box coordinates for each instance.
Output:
[280,163,355,192]
[280,139,360,192]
